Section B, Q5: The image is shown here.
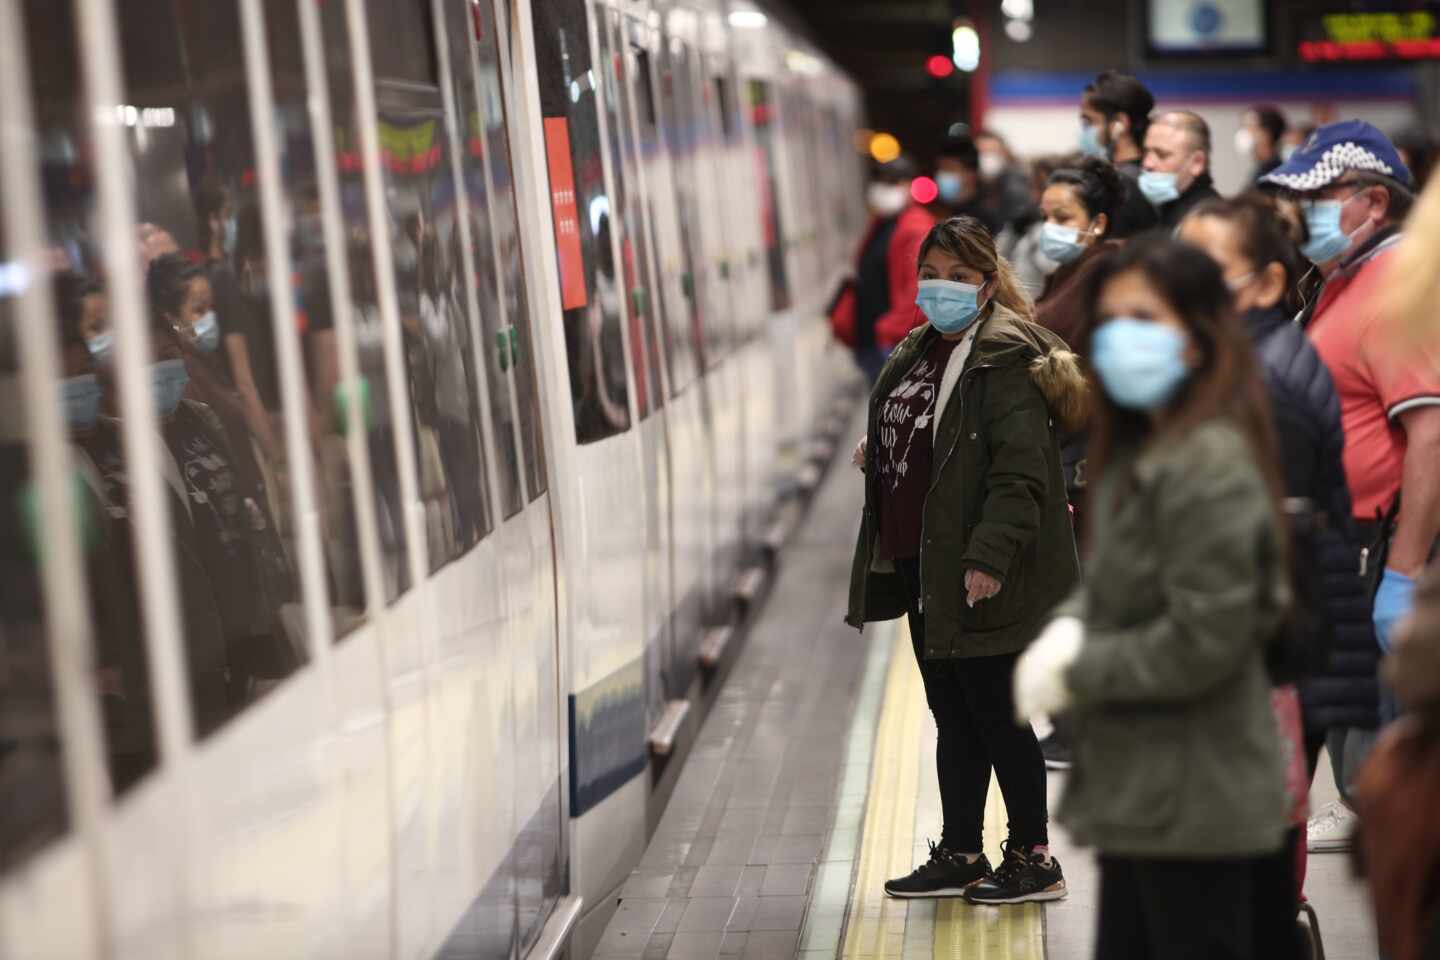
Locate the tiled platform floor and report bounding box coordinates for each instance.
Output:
[594,408,1379,960]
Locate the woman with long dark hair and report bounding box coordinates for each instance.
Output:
[1014,238,1290,959]
[847,216,1086,903]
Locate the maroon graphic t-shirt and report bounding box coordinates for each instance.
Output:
[876,336,962,561]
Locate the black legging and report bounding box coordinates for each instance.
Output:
[897,559,1049,852]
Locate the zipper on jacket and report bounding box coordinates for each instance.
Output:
[917,362,995,617]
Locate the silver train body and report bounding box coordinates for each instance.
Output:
[0,0,864,957]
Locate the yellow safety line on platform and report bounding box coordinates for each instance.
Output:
[840,625,925,960]
[840,623,1044,960]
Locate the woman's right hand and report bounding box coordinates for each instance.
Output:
[851,436,866,471]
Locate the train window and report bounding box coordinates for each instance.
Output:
[714,76,735,142]
[446,0,522,516]
[594,9,651,420]
[363,38,497,570]
[480,0,547,501]
[366,0,441,88]
[0,183,73,867]
[607,15,667,413]
[747,79,792,314]
[657,41,709,378]
[530,0,633,444]
[21,0,312,747]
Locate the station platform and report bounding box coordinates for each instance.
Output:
[591,411,1379,960]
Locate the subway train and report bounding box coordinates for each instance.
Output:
[0,0,864,958]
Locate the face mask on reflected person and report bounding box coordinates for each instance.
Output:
[867,182,909,217]
[188,310,221,353]
[149,357,190,418]
[86,331,114,365]
[915,278,985,334]
[1091,317,1190,411]
[61,374,102,431]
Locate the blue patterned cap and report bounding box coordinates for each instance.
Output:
[1260,119,1413,192]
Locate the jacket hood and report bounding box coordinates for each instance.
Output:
[972,305,1091,433]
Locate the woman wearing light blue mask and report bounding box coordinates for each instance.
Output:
[1015,239,1292,960]
[848,216,1087,904]
[1034,158,1125,349]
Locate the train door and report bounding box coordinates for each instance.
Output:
[688,39,750,567]
[618,10,710,707]
[595,2,674,739]
[469,0,568,954]
[521,0,651,936]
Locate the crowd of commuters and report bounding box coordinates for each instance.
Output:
[834,71,1440,960]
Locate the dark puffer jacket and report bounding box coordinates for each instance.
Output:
[1243,306,1378,731]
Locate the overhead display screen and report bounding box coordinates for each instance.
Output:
[1146,0,1270,56]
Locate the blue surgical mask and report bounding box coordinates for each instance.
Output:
[149,358,190,418]
[1039,222,1089,265]
[936,171,965,204]
[1079,122,1106,159]
[61,374,102,431]
[1137,170,1181,206]
[1091,318,1190,410]
[1301,197,1357,265]
[188,310,221,353]
[916,278,985,335]
[222,216,238,258]
[86,331,114,365]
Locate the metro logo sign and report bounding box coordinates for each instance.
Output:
[1301,11,1440,61]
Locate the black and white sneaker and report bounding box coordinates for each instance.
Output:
[1041,731,1073,771]
[963,842,1067,904]
[884,841,992,899]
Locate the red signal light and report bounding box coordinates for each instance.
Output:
[911,176,939,204]
[926,55,954,79]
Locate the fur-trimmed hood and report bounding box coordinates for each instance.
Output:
[969,304,1091,434]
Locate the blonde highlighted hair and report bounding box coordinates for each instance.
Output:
[917,216,1036,322]
[1383,173,1440,343]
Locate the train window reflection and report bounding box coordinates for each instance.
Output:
[0,208,72,867]
[531,0,633,445]
[482,10,548,501]
[595,10,652,420]
[442,0,523,519]
[748,80,791,314]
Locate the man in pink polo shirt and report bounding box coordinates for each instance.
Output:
[1263,120,1440,852]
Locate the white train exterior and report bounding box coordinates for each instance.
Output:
[0,0,864,958]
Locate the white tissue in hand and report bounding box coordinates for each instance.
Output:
[1014,616,1085,721]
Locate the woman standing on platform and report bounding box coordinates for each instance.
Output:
[846,216,1086,903]
[1015,239,1290,959]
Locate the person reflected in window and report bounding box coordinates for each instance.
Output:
[193,182,284,469]
[53,272,156,791]
[147,254,300,718]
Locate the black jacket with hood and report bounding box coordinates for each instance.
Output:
[1244,305,1378,731]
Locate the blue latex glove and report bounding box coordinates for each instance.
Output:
[1374,568,1417,653]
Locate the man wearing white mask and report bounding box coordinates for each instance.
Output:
[1139,110,1220,228]
[828,156,935,382]
[1236,105,1287,182]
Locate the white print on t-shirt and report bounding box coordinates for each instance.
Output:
[878,358,939,493]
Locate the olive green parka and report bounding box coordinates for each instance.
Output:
[1057,419,1290,858]
[845,304,1086,658]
